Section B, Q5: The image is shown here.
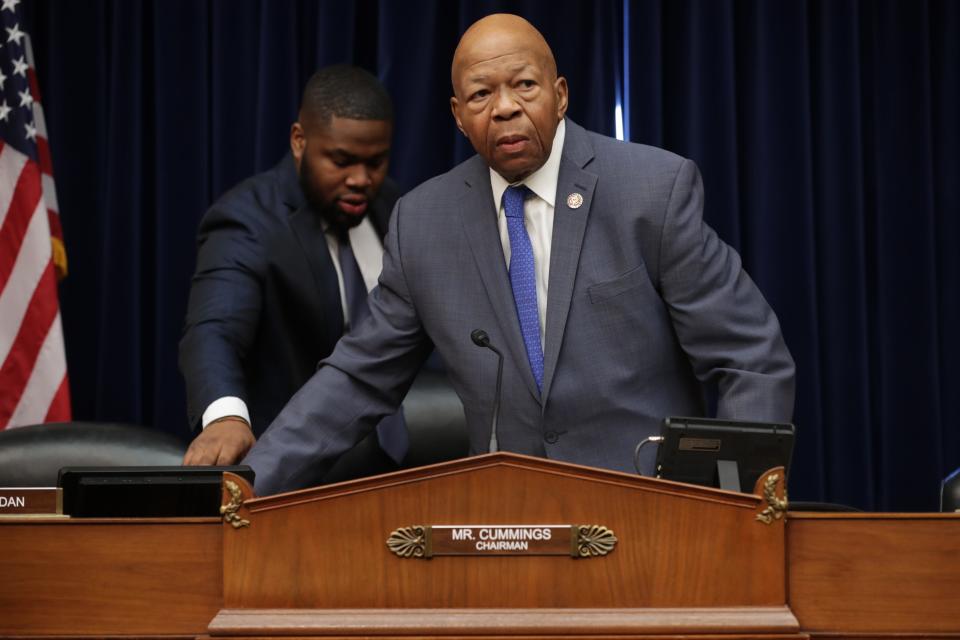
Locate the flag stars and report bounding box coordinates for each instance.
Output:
[12,56,26,77]
[24,120,36,140]
[5,23,23,46]
[0,100,10,122]
[17,87,31,108]
[0,68,6,90]
[1,0,20,13]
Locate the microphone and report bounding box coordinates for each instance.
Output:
[471,329,504,453]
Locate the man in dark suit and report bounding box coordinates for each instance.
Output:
[179,65,406,466]
[242,14,795,495]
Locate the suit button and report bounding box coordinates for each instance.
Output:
[544,430,559,444]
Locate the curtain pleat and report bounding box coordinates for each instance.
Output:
[624,0,958,510]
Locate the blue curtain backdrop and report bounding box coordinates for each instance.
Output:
[21,0,959,511]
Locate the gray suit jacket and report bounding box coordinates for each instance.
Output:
[243,120,795,495]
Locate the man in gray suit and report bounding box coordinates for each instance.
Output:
[242,14,795,495]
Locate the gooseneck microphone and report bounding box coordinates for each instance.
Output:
[471,329,504,453]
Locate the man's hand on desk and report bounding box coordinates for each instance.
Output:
[182,417,256,466]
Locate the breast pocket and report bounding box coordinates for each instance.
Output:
[587,265,652,305]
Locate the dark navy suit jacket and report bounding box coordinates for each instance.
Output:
[179,155,400,436]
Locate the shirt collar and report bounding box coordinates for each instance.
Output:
[320,216,375,242]
[490,118,566,210]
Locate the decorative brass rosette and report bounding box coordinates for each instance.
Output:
[576,524,618,557]
[387,526,427,557]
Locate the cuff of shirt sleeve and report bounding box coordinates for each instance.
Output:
[202,396,251,430]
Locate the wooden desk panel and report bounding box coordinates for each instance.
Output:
[3,502,959,638]
[0,517,221,637]
[224,457,786,611]
[787,512,960,636]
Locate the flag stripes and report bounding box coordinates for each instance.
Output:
[0,9,70,429]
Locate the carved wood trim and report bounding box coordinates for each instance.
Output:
[208,606,801,636]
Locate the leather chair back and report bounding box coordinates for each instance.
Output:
[0,422,186,487]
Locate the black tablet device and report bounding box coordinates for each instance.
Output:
[57,465,255,517]
[655,417,795,493]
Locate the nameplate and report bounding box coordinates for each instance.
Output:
[0,488,62,516]
[387,524,617,559]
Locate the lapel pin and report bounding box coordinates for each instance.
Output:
[566,192,584,209]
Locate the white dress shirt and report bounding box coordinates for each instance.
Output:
[202,215,384,430]
[489,119,566,349]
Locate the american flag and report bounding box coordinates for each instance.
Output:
[0,0,70,429]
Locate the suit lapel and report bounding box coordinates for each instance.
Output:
[541,121,597,403]
[276,154,305,210]
[458,157,542,402]
[288,205,345,338]
[369,200,389,239]
[280,154,344,335]
[368,177,400,239]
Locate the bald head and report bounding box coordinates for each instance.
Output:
[449,14,568,182]
[452,14,557,96]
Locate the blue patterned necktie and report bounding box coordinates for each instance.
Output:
[503,185,544,392]
[337,228,370,329]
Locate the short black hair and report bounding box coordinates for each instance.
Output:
[300,64,393,126]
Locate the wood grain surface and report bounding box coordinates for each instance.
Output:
[787,512,960,636]
[0,517,222,636]
[222,454,787,610]
[208,606,802,635]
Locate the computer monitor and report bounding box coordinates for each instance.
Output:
[58,465,255,517]
[655,417,795,493]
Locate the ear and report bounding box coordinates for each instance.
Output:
[554,76,569,120]
[290,122,306,170]
[450,97,467,136]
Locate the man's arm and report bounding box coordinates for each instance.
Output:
[179,205,266,464]
[658,159,796,421]
[243,198,433,495]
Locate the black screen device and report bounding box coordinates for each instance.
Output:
[655,417,795,493]
[57,465,255,517]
